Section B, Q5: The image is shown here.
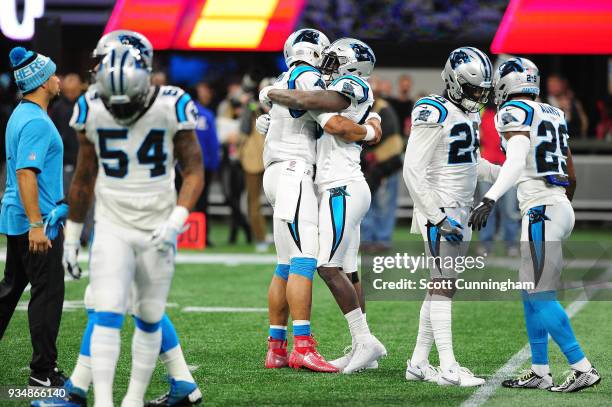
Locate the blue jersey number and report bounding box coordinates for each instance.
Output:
[448,122,479,164]
[98,129,167,178]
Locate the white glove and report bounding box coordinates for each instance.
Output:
[259,85,274,109]
[63,220,84,279]
[255,114,271,136]
[150,206,189,251]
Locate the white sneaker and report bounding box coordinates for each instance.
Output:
[406,360,440,382]
[330,345,379,371]
[343,336,387,374]
[437,363,485,387]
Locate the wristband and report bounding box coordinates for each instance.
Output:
[65,220,84,244]
[169,206,190,229]
[30,221,44,228]
[363,125,375,141]
[366,112,382,123]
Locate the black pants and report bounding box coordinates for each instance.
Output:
[0,232,64,374]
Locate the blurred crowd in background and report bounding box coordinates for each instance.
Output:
[0,65,611,254]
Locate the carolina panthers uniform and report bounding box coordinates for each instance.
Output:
[314,75,373,272]
[69,84,197,318]
[404,94,485,277]
[494,100,573,290]
[263,64,325,263]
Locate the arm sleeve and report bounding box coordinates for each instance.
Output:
[402,125,446,225]
[173,89,198,131]
[69,94,88,132]
[484,135,531,201]
[16,119,51,172]
[477,157,501,183]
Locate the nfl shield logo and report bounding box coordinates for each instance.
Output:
[28,152,36,161]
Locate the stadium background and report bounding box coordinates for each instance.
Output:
[0,0,611,406]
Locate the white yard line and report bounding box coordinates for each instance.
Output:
[460,266,612,407]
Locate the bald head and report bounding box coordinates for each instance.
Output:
[61,73,83,102]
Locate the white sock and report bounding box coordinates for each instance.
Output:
[430,295,456,371]
[160,345,195,383]
[345,308,371,344]
[91,325,121,407]
[532,364,550,377]
[123,327,162,405]
[70,354,92,393]
[410,294,433,366]
[570,357,592,373]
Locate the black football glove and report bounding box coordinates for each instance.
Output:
[468,197,496,231]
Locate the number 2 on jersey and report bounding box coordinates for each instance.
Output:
[535,120,568,175]
[98,129,167,178]
[448,122,479,164]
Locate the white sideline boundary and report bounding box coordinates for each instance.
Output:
[460,266,612,407]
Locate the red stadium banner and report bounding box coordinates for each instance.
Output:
[104,0,306,51]
[492,0,612,54]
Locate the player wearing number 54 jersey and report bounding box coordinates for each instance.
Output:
[470,57,601,393]
[66,45,204,407]
[403,47,501,387]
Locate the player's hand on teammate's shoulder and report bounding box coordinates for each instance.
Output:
[256,113,271,136]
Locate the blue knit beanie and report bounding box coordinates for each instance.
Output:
[9,47,56,94]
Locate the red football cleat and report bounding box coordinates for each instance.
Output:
[288,335,339,373]
[265,337,288,368]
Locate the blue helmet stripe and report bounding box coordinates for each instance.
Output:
[119,49,129,95]
[466,47,491,82]
[109,49,116,94]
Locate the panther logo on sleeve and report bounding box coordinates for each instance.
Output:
[341,82,356,99]
[417,109,432,122]
[501,112,519,125]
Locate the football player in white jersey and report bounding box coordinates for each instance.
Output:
[470,57,601,392]
[63,45,203,407]
[258,29,381,373]
[402,47,500,387]
[31,32,203,407]
[264,38,386,374]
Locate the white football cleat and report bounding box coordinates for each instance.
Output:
[437,363,485,387]
[330,345,379,371]
[342,336,387,374]
[405,360,440,382]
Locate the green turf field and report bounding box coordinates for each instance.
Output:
[0,224,610,406]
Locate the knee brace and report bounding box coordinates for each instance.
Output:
[95,311,124,329]
[133,315,162,333]
[274,264,290,281]
[289,257,317,281]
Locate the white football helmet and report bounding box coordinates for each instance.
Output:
[95,44,151,124]
[320,38,376,80]
[441,47,493,112]
[493,57,540,106]
[93,29,154,68]
[283,29,330,68]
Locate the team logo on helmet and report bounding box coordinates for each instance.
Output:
[293,30,320,45]
[351,43,375,63]
[118,34,152,59]
[499,59,525,78]
[449,50,472,69]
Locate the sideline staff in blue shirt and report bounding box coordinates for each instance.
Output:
[0,47,68,387]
